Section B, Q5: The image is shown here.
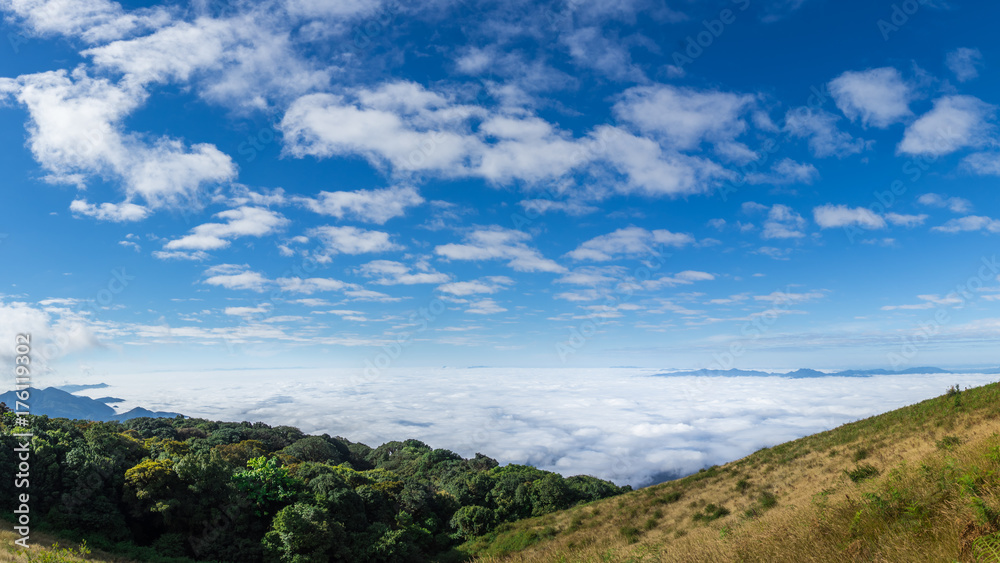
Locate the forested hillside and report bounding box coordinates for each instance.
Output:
[0,413,629,562]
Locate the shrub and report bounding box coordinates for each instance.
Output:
[693,503,730,522]
[845,463,880,483]
[935,435,962,450]
[619,525,640,543]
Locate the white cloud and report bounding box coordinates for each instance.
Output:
[69,199,149,222]
[813,204,886,229]
[761,204,806,239]
[82,12,333,110]
[0,68,235,214]
[946,48,983,82]
[561,26,645,82]
[436,276,514,296]
[1,0,170,44]
[280,83,731,198]
[152,249,209,261]
[931,216,1000,234]
[745,158,819,186]
[917,193,972,213]
[465,298,507,315]
[566,226,694,261]
[436,227,565,273]
[224,305,271,316]
[962,152,1000,176]
[784,108,865,158]
[275,277,351,294]
[518,199,599,216]
[310,226,402,255]
[897,95,995,156]
[881,294,965,310]
[884,213,928,227]
[828,67,913,128]
[202,263,270,292]
[613,84,754,150]
[298,185,423,224]
[165,206,288,251]
[356,260,450,285]
[0,299,100,372]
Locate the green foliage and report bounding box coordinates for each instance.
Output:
[0,414,627,563]
[845,463,881,483]
[233,456,304,516]
[935,435,962,450]
[450,505,495,539]
[24,541,91,563]
[619,525,640,543]
[692,503,730,522]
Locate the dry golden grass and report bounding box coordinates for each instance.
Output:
[0,525,129,562]
[465,381,1000,563]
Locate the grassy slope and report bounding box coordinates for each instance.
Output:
[463,381,1000,563]
[0,528,126,562]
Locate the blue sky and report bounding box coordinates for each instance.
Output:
[2,0,1000,378]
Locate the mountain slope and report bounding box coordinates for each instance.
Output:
[463,381,1000,562]
[0,387,182,421]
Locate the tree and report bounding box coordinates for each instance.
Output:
[449,505,494,539]
[263,503,347,562]
[233,456,304,517]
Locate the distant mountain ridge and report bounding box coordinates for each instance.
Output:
[655,366,960,378]
[0,387,182,421]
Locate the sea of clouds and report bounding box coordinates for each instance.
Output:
[78,368,999,487]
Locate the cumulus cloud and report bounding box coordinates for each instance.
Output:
[828,67,913,128]
[82,11,333,109]
[280,82,732,198]
[465,298,507,315]
[962,152,1000,176]
[165,206,288,251]
[0,299,101,373]
[200,263,358,294]
[813,204,886,229]
[946,47,983,82]
[745,158,819,186]
[1,0,170,44]
[310,226,402,256]
[297,185,423,224]
[761,204,807,239]
[897,96,996,156]
[566,227,694,261]
[518,199,599,216]
[435,227,565,273]
[884,213,928,227]
[784,107,865,157]
[69,199,149,222]
[202,263,271,292]
[612,84,755,150]
[0,68,235,215]
[437,277,514,296]
[917,193,972,213]
[355,260,450,285]
[931,216,1000,234]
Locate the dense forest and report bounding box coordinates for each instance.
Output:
[0,411,629,562]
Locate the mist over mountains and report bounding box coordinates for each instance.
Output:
[16,367,996,487]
